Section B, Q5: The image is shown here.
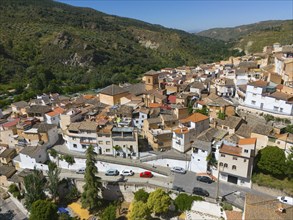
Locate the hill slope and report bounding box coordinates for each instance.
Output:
[197,20,293,53]
[0,0,240,96]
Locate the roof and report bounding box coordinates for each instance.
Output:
[180,113,209,124]
[149,103,161,108]
[144,69,159,76]
[225,211,242,220]
[174,127,189,134]
[11,101,29,108]
[235,124,253,138]
[252,124,273,136]
[99,84,128,96]
[46,107,65,117]
[216,116,243,129]
[2,118,20,128]
[244,193,293,220]
[248,80,269,88]
[190,81,205,90]
[34,123,56,132]
[168,95,176,104]
[238,138,256,145]
[269,92,293,101]
[161,114,177,122]
[20,145,46,158]
[68,121,97,132]
[147,117,162,124]
[27,105,52,114]
[204,93,233,107]
[0,148,16,158]
[197,128,220,142]
[192,139,212,151]
[219,144,242,156]
[0,165,16,177]
[112,127,134,132]
[122,83,146,96]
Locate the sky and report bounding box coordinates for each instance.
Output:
[57,0,293,32]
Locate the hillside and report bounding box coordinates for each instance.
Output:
[0,0,241,102]
[197,20,293,53]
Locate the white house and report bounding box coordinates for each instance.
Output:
[244,80,293,115]
[45,107,65,126]
[132,108,149,130]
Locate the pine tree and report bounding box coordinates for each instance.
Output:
[81,145,102,212]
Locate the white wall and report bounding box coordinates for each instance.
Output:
[190,151,209,173]
[146,159,190,171]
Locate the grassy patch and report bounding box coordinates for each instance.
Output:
[252,173,293,195]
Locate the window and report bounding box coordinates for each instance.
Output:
[232,165,237,170]
[221,154,225,157]
[224,163,228,168]
[280,108,283,112]
[82,145,86,149]
[106,141,110,145]
[252,93,256,97]
[244,159,247,162]
[73,144,77,148]
[251,100,256,105]
[273,106,279,111]
[244,149,249,153]
[193,148,198,153]
[106,149,110,152]
[148,79,151,83]
[277,141,280,144]
[98,141,103,144]
[219,162,223,166]
[233,157,237,160]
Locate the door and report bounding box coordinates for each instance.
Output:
[227,175,238,184]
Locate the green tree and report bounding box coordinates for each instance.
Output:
[64,155,75,168]
[134,188,149,203]
[81,145,102,212]
[257,146,286,178]
[285,124,293,134]
[29,200,58,220]
[174,193,203,212]
[195,105,209,116]
[113,145,122,157]
[100,204,116,220]
[24,169,46,210]
[48,149,58,159]
[147,188,171,215]
[8,183,21,199]
[46,162,61,201]
[286,147,293,179]
[127,201,150,220]
[217,110,225,120]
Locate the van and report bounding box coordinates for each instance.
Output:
[76,168,86,174]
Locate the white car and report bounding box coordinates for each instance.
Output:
[120,169,134,176]
[277,196,293,206]
[76,168,86,174]
[170,166,186,174]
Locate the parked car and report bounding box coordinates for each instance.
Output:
[76,168,86,174]
[140,171,153,178]
[172,186,185,192]
[105,169,119,176]
[120,169,134,176]
[192,187,209,197]
[170,166,186,174]
[196,176,213,184]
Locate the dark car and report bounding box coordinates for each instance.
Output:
[196,176,213,184]
[192,187,209,197]
[172,186,185,192]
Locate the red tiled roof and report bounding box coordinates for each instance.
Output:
[149,103,161,108]
[238,138,256,145]
[180,113,209,123]
[2,118,20,128]
[219,144,242,156]
[168,95,176,104]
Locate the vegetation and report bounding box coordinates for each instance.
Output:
[100,203,116,220]
[24,169,46,210]
[134,188,149,203]
[220,202,233,211]
[81,145,102,212]
[147,188,171,216]
[46,162,61,201]
[285,124,293,134]
[48,149,58,159]
[29,200,58,220]
[63,155,75,167]
[194,105,209,116]
[0,0,241,108]
[127,201,150,220]
[174,193,203,212]
[217,110,225,120]
[8,183,22,200]
[197,20,293,53]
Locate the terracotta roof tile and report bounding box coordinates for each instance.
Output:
[248,80,269,87]
[219,144,242,156]
[238,138,256,145]
[225,211,242,220]
[180,113,209,124]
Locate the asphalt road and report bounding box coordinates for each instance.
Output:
[0,197,27,220]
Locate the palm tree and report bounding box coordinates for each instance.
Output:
[113,145,122,157]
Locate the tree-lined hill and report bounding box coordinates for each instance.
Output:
[197,20,293,54]
[0,0,240,98]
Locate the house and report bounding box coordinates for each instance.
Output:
[0,148,17,164]
[218,138,256,188]
[99,84,129,106]
[132,108,149,130]
[215,116,244,135]
[273,133,293,151]
[21,123,58,147]
[27,105,52,121]
[147,129,173,151]
[250,124,274,150]
[111,127,138,158]
[214,78,235,97]
[189,81,208,97]
[203,94,235,119]
[13,144,48,170]
[172,113,209,153]
[0,165,17,187]
[143,70,160,91]
[63,121,98,153]
[142,89,167,107]
[243,193,293,220]
[11,101,29,115]
[97,125,113,155]
[45,107,65,126]
[244,80,293,116]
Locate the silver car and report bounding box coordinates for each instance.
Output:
[105,169,119,176]
[170,166,186,174]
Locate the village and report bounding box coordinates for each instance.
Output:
[0,43,292,219]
